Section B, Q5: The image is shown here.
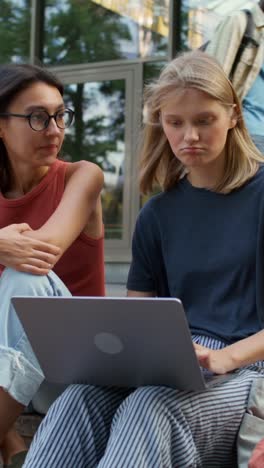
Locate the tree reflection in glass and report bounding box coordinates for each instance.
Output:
[43,0,168,64]
[63,80,125,240]
[0,0,30,63]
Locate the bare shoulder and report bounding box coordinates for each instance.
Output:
[65,160,104,190]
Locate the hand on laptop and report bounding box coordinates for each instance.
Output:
[193,343,234,375]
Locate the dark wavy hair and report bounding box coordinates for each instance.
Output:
[0,63,64,193]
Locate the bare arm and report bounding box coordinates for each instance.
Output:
[0,223,61,275]
[25,160,104,257]
[128,295,264,374]
[194,329,264,374]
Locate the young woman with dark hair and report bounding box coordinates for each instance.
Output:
[0,63,105,467]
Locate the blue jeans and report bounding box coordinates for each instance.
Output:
[0,268,71,406]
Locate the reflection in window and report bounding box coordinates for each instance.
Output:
[0,0,30,63]
[63,80,126,240]
[43,0,169,65]
[144,60,166,85]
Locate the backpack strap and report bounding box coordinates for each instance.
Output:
[199,40,210,52]
[229,9,259,80]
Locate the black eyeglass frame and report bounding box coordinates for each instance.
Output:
[0,108,75,131]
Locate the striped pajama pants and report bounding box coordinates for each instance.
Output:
[23,335,264,468]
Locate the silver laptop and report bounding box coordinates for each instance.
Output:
[12,296,231,391]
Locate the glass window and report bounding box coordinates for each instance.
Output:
[43,0,169,65]
[143,60,166,84]
[62,79,126,240]
[55,62,142,260]
[0,0,30,63]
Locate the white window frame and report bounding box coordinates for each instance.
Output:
[50,61,143,262]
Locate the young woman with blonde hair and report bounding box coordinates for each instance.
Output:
[139,49,263,195]
[23,50,264,467]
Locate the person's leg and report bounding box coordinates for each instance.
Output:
[0,393,26,466]
[0,268,71,463]
[24,385,132,468]
[23,372,262,468]
[31,381,68,415]
[98,369,262,468]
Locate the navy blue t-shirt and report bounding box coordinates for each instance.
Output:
[127,166,264,344]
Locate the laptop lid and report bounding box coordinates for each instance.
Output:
[12,296,206,391]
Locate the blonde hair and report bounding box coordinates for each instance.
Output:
[139,50,263,194]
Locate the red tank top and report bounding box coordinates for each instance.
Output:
[0,159,105,296]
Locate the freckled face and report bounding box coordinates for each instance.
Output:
[160,88,236,172]
[0,82,65,170]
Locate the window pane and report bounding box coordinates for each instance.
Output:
[43,0,169,65]
[62,79,125,239]
[144,60,166,84]
[0,0,30,63]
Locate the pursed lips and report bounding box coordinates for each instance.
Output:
[180,147,204,152]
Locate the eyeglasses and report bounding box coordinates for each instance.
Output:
[0,108,75,131]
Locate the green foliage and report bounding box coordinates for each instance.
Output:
[43,0,131,65]
[0,0,30,63]
[143,61,166,85]
[62,79,125,166]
